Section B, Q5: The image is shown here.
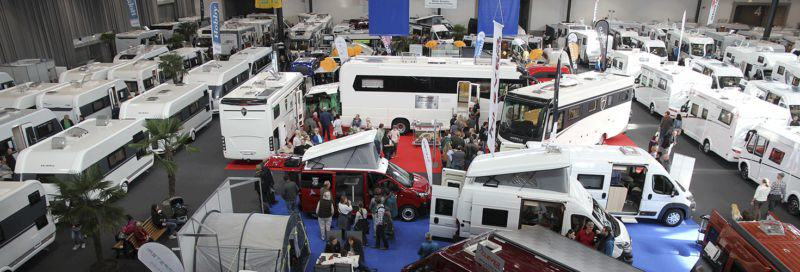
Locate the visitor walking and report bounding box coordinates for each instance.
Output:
[382,132,395,159]
[373,198,389,249]
[281,176,299,213]
[71,223,86,250]
[353,202,369,246]
[337,195,353,239]
[385,190,398,219]
[768,173,787,212]
[319,107,333,141]
[333,114,343,138]
[417,232,439,259]
[658,111,672,144]
[316,191,334,240]
[752,178,770,220]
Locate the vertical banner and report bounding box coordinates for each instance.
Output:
[594,20,609,71]
[473,31,486,58]
[138,243,184,272]
[381,36,393,54]
[126,0,141,27]
[487,21,503,155]
[706,0,719,26]
[677,10,686,62]
[549,57,562,142]
[211,1,221,57]
[592,0,600,24]
[478,0,520,37]
[421,138,433,185]
[369,0,410,36]
[334,37,349,63]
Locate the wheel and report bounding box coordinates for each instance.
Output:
[701,140,711,154]
[120,181,129,193]
[649,103,655,115]
[739,163,749,180]
[190,130,196,142]
[392,118,411,135]
[789,196,800,215]
[662,208,684,227]
[400,205,417,221]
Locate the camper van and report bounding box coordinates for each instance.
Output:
[220,22,257,56]
[0,82,65,109]
[771,60,800,85]
[680,87,791,161]
[113,44,169,63]
[264,130,432,221]
[168,47,207,71]
[544,22,591,47]
[742,80,800,120]
[228,47,273,76]
[703,32,746,59]
[149,21,182,40]
[114,29,164,52]
[428,147,633,262]
[119,83,211,150]
[58,62,128,83]
[0,72,14,90]
[634,63,712,116]
[37,79,131,121]
[723,46,796,80]
[610,29,638,50]
[631,36,668,62]
[288,20,326,52]
[688,58,745,90]
[108,60,161,96]
[220,72,303,160]
[0,180,56,272]
[184,60,250,112]
[738,125,800,214]
[15,118,154,196]
[0,108,62,157]
[607,49,661,76]
[572,30,615,65]
[666,31,714,63]
[227,18,273,46]
[641,23,672,44]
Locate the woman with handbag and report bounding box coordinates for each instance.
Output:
[353,202,369,246]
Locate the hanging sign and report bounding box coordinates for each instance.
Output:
[486,21,503,156]
[255,0,282,9]
[211,1,221,57]
[425,0,457,9]
[421,138,433,185]
[706,0,719,25]
[126,0,141,27]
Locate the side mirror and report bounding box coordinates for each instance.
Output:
[671,190,678,197]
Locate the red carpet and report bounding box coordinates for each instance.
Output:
[389,135,443,174]
[603,133,637,147]
[225,160,260,170]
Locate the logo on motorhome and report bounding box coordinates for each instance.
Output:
[240,107,247,116]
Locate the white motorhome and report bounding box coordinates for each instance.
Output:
[429,147,634,262]
[196,26,212,48]
[338,56,524,134]
[108,60,161,95]
[0,82,65,109]
[545,22,591,46]
[113,44,169,63]
[58,62,129,83]
[15,118,154,195]
[607,49,661,76]
[572,30,615,65]
[743,80,800,120]
[687,58,745,90]
[229,47,273,76]
[0,108,62,157]
[168,47,207,71]
[772,60,800,85]
[738,125,800,214]
[288,20,326,52]
[723,46,796,80]
[610,29,638,50]
[220,72,304,160]
[666,31,714,63]
[703,32,746,59]
[0,180,56,272]
[149,21,182,40]
[220,22,257,56]
[635,63,712,116]
[119,83,212,148]
[680,87,791,161]
[114,29,164,52]
[631,36,668,62]
[184,60,250,112]
[227,18,273,46]
[0,72,13,91]
[37,80,131,121]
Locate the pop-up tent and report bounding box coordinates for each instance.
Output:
[302,129,381,170]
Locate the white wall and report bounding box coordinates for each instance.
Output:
[697,0,800,28]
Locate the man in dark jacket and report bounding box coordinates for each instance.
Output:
[281,176,299,213]
[319,108,333,140]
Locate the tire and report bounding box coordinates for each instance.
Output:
[190,130,196,142]
[739,163,749,180]
[392,118,411,135]
[662,208,684,227]
[400,205,417,221]
[789,196,800,215]
[701,140,711,154]
[649,103,655,115]
[120,181,129,193]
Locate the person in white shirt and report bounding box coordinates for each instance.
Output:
[752,178,770,220]
[333,115,343,138]
[337,195,353,239]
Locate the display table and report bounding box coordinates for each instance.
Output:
[412,121,442,146]
[318,253,359,268]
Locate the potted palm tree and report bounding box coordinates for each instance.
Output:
[130,118,196,197]
[49,166,126,271]
[158,53,186,84]
[177,22,198,46]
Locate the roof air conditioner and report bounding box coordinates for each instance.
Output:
[51,137,67,149]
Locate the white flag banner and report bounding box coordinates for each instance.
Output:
[138,242,184,272]
[334,36,349,63]
[487,21,503,156]
[421,138,433,184]
[677,10,686,62]
[706,0,720,26]
[592,0,600,23]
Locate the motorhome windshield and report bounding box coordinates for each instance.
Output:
[387,162,413,188]
[718,76,741,88]
[210,85,223,98]
[473,168,567,193]
[118,54,137,60]
[436,31,452,40]
[649,47,667,57]
[620,37,633,47]
[792,76,799,87]
[499,95,548,143]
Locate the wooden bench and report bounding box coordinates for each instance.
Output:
[112,217,168,258]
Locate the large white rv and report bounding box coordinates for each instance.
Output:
[723,46,796,80]
[149,21,182,40]
[58,62,129,83]
[0,180,56,272]
[15,118,154,195]
[108,60,161,95]
[113,45,169,63]
[742,80,800,120]
[0,83,65,109]
[37,80,131,121]
[338,56,525,134]
[610,29,638,50]
[703,32,746,59]
[228,47,273,76]
[665,31,714,63]
[687,58,745,90]
[0,72,13,91]
[631,36,668,62]
[607,49,661,76]
[429,147,634,262]
[0,108,62,157]
[119,83,212,149]
[288,20,326,52]
[227,18,273,46]
[184,60,250,112]
[772,60,800,85]
[168,47,207,71]
[220,72,304,160]
[680,87,791,161]
[114,30,164,52]
[738,125,800,214]
[572,30,615,65]
[220,22,256,56]
[634,63,712,116]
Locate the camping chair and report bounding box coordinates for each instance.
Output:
[334,263,353,272]
[315,264,333,272]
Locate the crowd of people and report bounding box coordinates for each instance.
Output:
[565,220,616,257]
[648,111,683,171]
[441,112,489,171]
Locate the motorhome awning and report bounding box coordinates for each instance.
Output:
[302,130,377,162]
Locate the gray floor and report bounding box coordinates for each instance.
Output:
[19,101,800,271]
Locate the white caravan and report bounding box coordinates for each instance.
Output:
[772,60,800,85]
[0,72,14,91]
[631,36,668,62]
[149,21,182,40]
[220,72,304,160]
[703,32,746,59]
[119,83,212,148]
[499,72,634,150]
[288,20,326,52]
[58,62,129,83]
[37,80,131,121]
[15,118,154,196]
[607,49,661,76]
[114,29,164,52]
[108,60,162,96]
[738,125,800,214]
[723,46,796,80]
[168,47,207,71]
[113,45,169,63]
[227,18,273,46]
[0,108,62,157]
[687,58,745,90]
[610,29,638,50]
[0,180,56,272]
[742,80,800,120]
[0,83,65,109]
[666,31,714,63]
[680,87,791,161]
[184,60,250,112]
[221,22,256,56]
[338,56,524,134]
[634,63,712,116]
[229,47,273,76]
[429,147,634,262]
[642,23,672,43]
[572,30,615,65]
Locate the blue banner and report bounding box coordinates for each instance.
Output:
[478,0,520,37]
[211,1,221,57]
[126,0,140,27]
[369,0,409,36]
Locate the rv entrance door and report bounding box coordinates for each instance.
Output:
[456,81,475,117]
[429,168,465,239]
[11,124,35,153]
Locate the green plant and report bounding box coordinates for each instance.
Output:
[170,32,187,48]
[49,166,126,267]
[100,32,117,55]
[130,118,197,197]
[176,22,198,42]
[452,24,467,41]
[158,53,186,84]
[391,36,411,54]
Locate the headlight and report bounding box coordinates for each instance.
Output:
[417,192,429,198]
[616,241,632,253]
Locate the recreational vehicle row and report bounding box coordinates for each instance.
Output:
[634,63,712,116]
[38,80,131,121]
[723,46,796,80]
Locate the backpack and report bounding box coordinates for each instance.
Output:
[355,210,369,234]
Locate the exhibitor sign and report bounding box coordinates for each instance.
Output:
[425,0,457,9]
[476,243,504,272]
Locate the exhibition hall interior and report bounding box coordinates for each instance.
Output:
[2,0,800,271]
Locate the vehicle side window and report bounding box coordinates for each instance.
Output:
[648,78,653,87]
[746,134,758,154]
[567,107,580,120]
[434,198,454,216]
[701,108,708,120]
[753,135,768,157]
[657,79,667,90]
[300,173,332,188]
[570,214,593,232]
[690,103,699,116]
[577,174,604,190]
[768,148,785,165]
[777,66,785,75]
[717,109,733,126]
[652,175,675,195]
[481,208,509,227]
[640,75,648,86]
